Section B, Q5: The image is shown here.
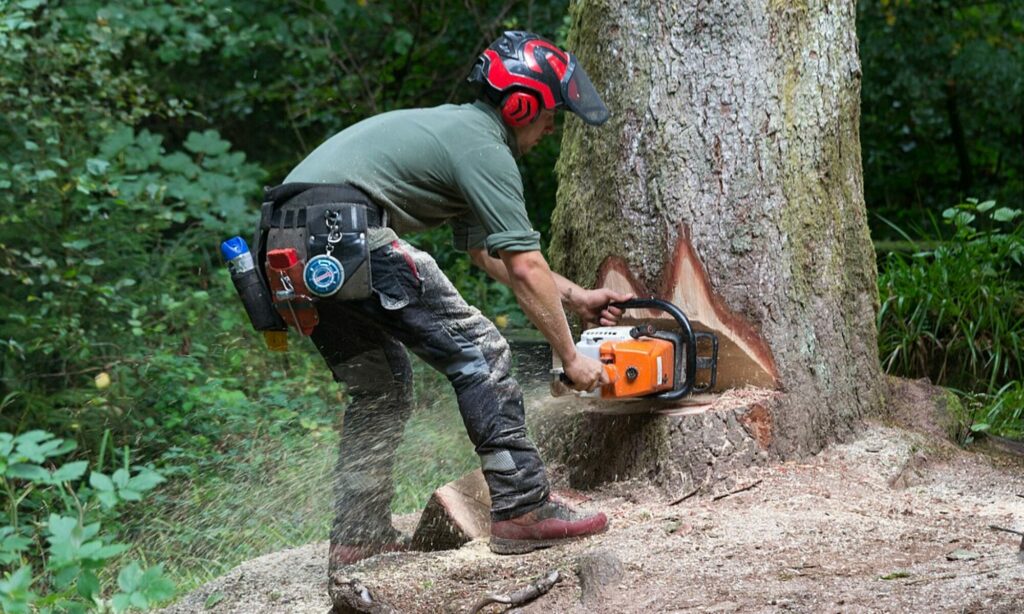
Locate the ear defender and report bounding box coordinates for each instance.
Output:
[500,91,541,127]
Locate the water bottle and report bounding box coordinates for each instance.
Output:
[221,236,287,335]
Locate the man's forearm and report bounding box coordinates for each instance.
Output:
[471,248,583,312]
[498,251,577,362]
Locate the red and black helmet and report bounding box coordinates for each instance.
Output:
[468,31,609,127]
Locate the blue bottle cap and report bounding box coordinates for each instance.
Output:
[221,236,249,262]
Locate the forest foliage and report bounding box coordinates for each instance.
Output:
[0,0,1021,610]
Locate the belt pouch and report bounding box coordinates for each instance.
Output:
[305,202,372,300]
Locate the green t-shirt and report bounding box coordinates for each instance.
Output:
[284,101,541,256]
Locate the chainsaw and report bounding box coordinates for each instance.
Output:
[551,298,719,401]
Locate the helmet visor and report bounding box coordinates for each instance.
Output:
[561,55,610,126]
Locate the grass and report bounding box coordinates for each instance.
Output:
[121,349,476,594]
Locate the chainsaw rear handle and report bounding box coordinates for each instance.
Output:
[557,364,618,391]
[610,298,697,400]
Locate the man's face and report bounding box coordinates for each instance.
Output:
[514,109,556,155]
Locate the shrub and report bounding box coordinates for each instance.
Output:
[1,429,173,612]
[877,198,1024,437]
[877,199,1024,391]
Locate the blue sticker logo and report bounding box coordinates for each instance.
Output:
[303,254,345,297]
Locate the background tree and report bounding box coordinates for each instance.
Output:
[858,1,1023,228]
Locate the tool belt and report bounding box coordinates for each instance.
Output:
[254,182,384,302]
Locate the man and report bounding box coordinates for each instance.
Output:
[261,31,629,570]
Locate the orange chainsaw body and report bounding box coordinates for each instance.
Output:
[598,337,676,399]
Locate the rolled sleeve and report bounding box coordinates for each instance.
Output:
[484,229,542,256]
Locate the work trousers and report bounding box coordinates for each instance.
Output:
[308,239,550,546]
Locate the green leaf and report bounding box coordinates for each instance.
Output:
[46,515,77,543]
[159,152,200,177]
[77,570,100,600]
[183,130,231,156]
[0,433,13,457]
[6,463,49,481]
[51,461,88,482]
[62,240,92,251]
[111,593,131,613]
[118,488,142,501]
[139,565,175,603]
[14,431,49,445]
[100,125,135,158]
[89,471,114,491]
[96,490,119,509]
[977,200,996,212]
[117,562,143,593]
[127,469,165,492]
[992,207,1021,222]
[85,158,110,176]
[1,533,32,555]
[130,591,149,609]
[392,29,414,55]
[93,543,128,560]
[52,564,79,590]
[112,468,130,488]
[0,565,37,614]
[35,169,57,182]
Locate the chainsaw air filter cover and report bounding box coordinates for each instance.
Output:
[576,326,677,399]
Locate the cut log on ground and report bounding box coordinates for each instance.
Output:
[410,469,490,552]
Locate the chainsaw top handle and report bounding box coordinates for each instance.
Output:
[609,298,696,400]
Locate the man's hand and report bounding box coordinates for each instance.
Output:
[563,353,610,392]
[568,288,635,326]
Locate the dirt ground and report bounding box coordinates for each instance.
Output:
[160,394,1024,613]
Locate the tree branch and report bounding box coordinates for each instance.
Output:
[467,569,561,614]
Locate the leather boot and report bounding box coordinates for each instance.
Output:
[489,494,608,554]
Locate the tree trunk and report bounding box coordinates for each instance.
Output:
[542,0,884,490]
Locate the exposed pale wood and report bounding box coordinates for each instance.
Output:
[409,469,490,552]
[599,237,778,392]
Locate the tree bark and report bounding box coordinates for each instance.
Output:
[543,0,884,486]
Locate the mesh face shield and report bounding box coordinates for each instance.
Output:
[561,54,609,126]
